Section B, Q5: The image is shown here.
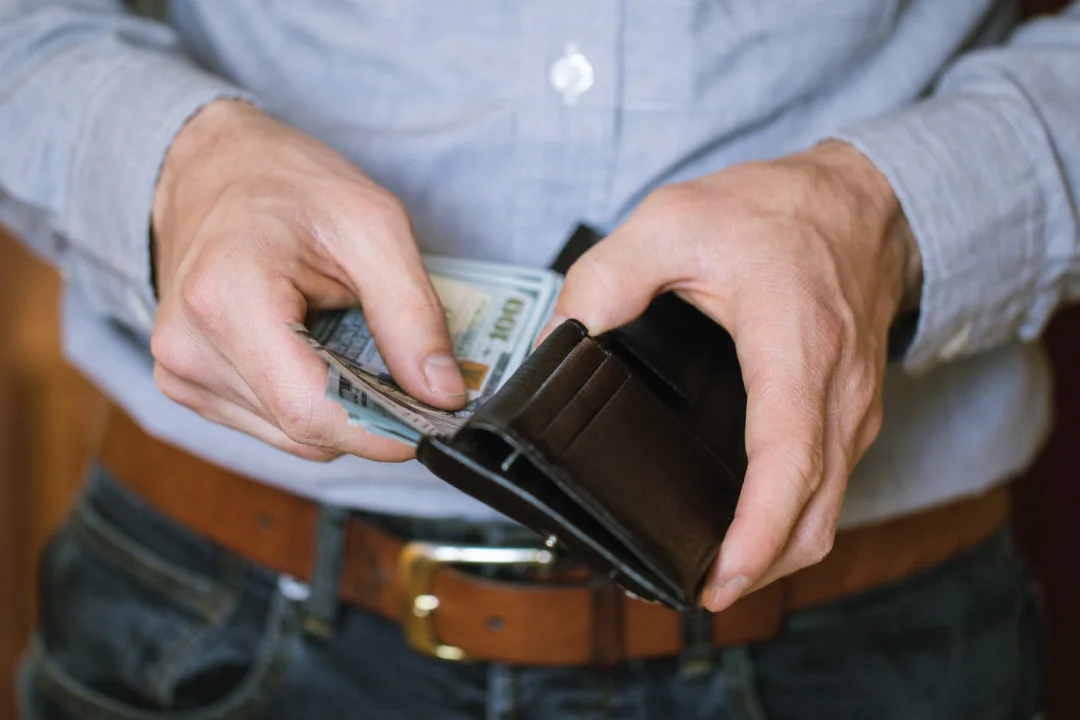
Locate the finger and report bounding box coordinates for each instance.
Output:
[155,361,415,462]
[295,265,358,311]
[248,322,418,462]
[714,361,882,600]
[740,404,847,595]
[332,199,468,409]
[151,306,266,416]
[738,368,848,595]
[153,363,342,462]
[701,325,829,612]
[185,265,417,461]
[546,202,697,338]
[744,466,846,595]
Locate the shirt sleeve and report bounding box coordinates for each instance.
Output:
[0,0,256,334]
[831,2,1080,373]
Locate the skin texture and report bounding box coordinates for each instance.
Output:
[151,99,467,463]
[545,141,923,612]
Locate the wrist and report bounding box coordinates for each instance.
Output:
[151,100,259,296]
[887,200,923,314]
[152,99,257,237]
[809,140,923,315]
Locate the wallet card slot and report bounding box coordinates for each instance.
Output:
[536,356,629,457]
[513,339,606,440]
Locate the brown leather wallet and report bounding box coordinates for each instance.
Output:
[415,226,747,611]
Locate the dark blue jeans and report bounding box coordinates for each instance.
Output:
[20,467,1046,719]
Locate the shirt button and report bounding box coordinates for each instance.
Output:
[549,43,594,104]
[938,322,973,361]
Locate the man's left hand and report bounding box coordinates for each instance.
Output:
[546,141,922,612]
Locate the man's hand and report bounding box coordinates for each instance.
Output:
[150,100,467,462]
[547,142,922,612]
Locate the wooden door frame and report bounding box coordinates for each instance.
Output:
[0,231,27,718]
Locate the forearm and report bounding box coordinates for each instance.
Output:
[0,0,253,332]
[832,2,1080,372]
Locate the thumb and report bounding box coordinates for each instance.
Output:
[336,224,467,410]
[542,223,681,340]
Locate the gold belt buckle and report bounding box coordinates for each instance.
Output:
[398,542,557,661]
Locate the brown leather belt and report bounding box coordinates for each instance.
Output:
[98,406,1010,666]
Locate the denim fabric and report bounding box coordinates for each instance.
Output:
[20,466,1046,720]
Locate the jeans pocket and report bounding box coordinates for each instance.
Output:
[23,496,301,720]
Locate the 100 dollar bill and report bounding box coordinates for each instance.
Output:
[292,256,561,441]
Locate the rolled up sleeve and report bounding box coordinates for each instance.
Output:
[832,4,1080,373]
[0,1,255,333]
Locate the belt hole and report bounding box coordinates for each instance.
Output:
[486,615,505,631]
[258,514,275,531]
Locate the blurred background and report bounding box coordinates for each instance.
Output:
[0,2,1076,718]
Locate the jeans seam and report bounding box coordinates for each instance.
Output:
[1010,578,1045,720]
[69,497,228,622]
[1008,588,1023,719]
[28,589,301,720]
[721,646,770,720]
[603,670,614,720]
[586,668,614,720]
[153,557,247,704]
[486,663,514,720]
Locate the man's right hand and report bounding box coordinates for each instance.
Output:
[150,100,467,462]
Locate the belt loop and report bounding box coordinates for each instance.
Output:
[720,646,769,720]
[589,577,625,667]
[680,608,715,676]
[302,504,350,638]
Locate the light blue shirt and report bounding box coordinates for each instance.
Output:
[1,0,1077,527]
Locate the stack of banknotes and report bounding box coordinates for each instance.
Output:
[291,256,563,445]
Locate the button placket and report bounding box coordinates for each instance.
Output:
[508,1,619,265]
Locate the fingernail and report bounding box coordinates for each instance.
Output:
[423,353,468,398]
[535,314,567,348]
[703,576,749,611]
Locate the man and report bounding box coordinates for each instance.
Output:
[0,0,1074,717]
